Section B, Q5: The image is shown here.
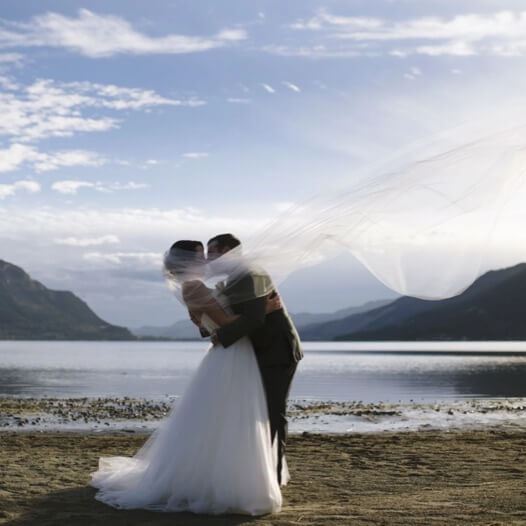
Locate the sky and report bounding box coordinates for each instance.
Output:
[2,0,526,327]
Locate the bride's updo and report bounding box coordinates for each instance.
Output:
[163,240,205,281]
[163,240,212,309]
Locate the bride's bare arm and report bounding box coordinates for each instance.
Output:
[183,281,282,328]
[183,281,239,327]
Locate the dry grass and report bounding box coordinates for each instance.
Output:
[1,429,526,525]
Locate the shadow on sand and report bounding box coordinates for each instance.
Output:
[7,485,264,526]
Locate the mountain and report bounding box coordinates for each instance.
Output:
[0,259,135,340]
[300,295,433,340]
[303,263,526,341]
[293,300,392,332]
[133,299,393,340]
[133,318,201,340]
[278,252,399,314]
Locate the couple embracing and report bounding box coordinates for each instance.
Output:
[90,233,303,516]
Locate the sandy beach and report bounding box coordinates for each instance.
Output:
[1,428,525,525]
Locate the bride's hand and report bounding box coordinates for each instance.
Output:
[265,293,282,314]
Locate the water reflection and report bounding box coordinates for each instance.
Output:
[0,342,525,402]
[450,364,526,398]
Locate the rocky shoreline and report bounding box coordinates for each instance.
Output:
[1,396,525,434]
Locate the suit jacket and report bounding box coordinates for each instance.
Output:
[215,269,303,366]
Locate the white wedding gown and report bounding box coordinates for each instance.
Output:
[89,313,287,515]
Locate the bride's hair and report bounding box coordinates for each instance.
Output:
[169,240,203,253]
[164,240,204,278]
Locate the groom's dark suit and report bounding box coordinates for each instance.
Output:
[214,268,303,484]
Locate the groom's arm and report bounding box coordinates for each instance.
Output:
[214,274,267,348]
[214,297,266,348]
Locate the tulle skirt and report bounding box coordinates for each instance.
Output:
[89,337,285,515]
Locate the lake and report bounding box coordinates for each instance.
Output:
[1,341,526,403]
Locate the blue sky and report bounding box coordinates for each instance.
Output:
[1,0,526,326]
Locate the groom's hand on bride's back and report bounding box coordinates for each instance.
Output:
[189,309,210,338]
[189,310,201,327]
[265,292,283,314]
[212,293,281,345]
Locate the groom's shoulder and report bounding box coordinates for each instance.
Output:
[244,265,272,286]
[227,266,273,296]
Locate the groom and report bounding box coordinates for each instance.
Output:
[206,233,303,484]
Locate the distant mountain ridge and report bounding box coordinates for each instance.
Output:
[132,299,393,340]
[0,259,135,340]
[5,257,523,342]
[304,263,526,341]
[292,300,392,330]
[133,318,201,340]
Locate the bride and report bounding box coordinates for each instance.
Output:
[89,240,286,516]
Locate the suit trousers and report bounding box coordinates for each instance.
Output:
[257,360,298,485]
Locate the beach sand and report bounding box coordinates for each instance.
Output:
[1,429,525,525]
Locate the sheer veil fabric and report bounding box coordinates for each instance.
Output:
[165,122,526,309]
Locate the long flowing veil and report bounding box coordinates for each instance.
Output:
[165,120,526,307]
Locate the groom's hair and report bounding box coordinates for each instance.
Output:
[207,233,241,252]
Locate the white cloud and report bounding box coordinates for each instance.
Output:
[35,150,106,172]
[0,143,37,172]
[138,159,168,170]
[262,44,370,58]
[0,9,247,58]
[51,180,149,195]
[287,9,526,57]
[261,83,276,93]
[292,12,382,32]
[182,152,209,159]
[0,206,264,248]
[0,52,23,64]
[0,143,105,173]
[0,78,204,144]
[215,29,247,43]
[51,180,94,195]
[293,9,526,41]
[67,81,206,110]
[83,251,161,266]
[227,97,252,104]
[403,66,423,80]
[282,81,301,92]
[105,182,149,191]
[0,74,19,90]
[413,41,476,57]
[54,235,120,247]
[0,180,40,199]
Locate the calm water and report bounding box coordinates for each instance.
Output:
[1,341,526,403]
